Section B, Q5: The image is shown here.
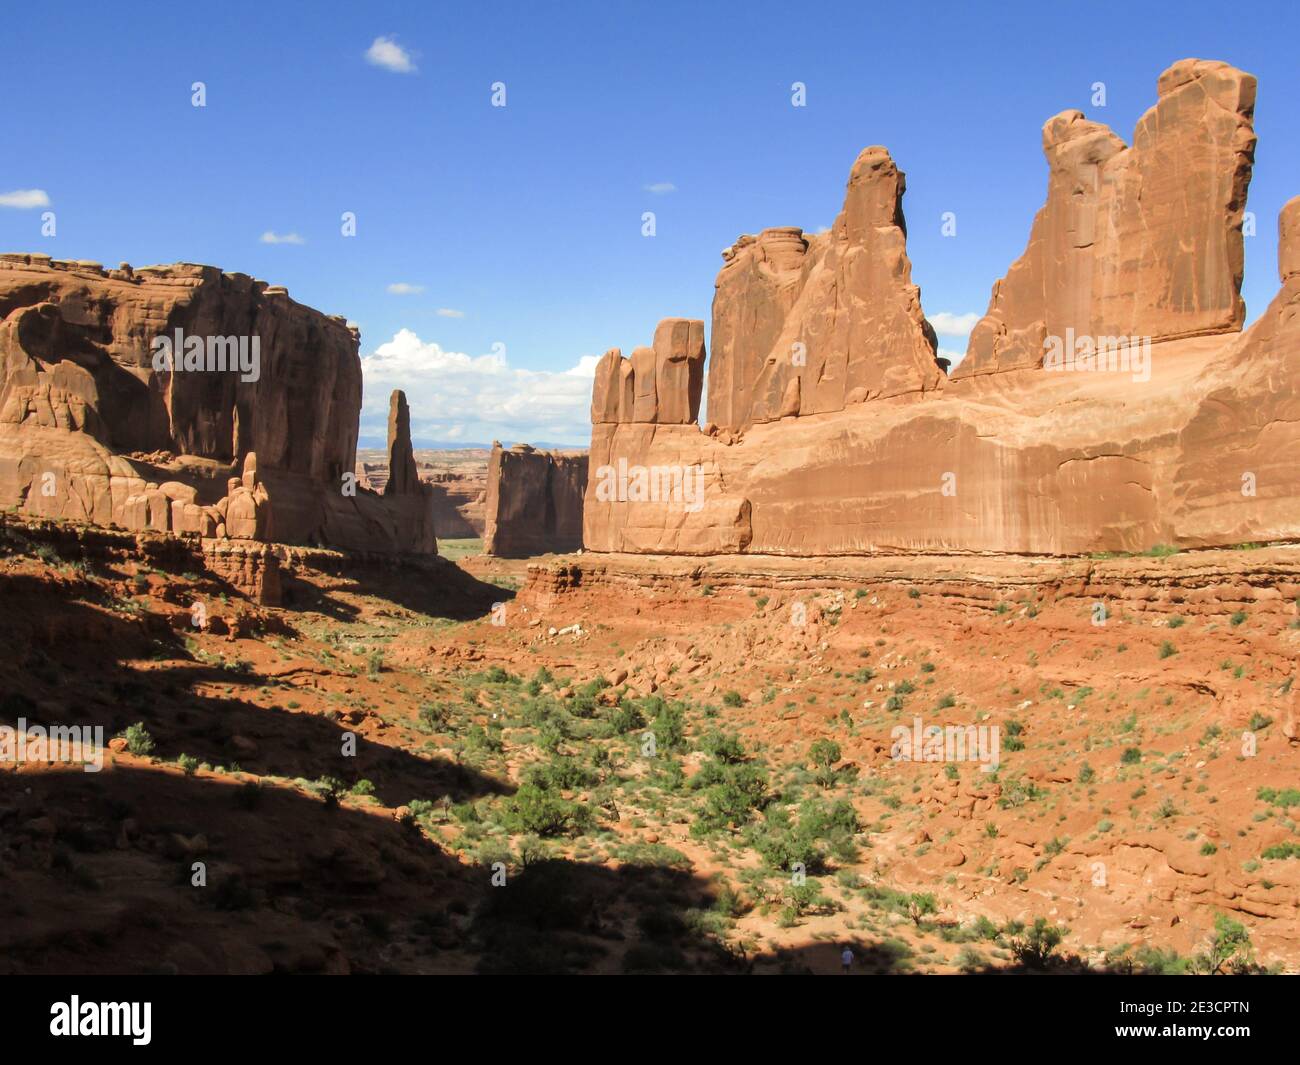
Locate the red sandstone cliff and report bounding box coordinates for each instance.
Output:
[954,59,1257,382]
[0,256,434,553]
[584,59,1299,556]
[483,442,588,557]
[709,146,942,430]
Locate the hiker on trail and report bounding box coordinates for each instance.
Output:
[841,946,854,973]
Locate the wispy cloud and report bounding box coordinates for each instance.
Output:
[436,308,465,318]
[387,282,424,295]
[0,189,50,209]
[260,231,305,245]
[365,35,416,74]
[360,329,596,444]
[644,182,677,195]
[929,311,981,336]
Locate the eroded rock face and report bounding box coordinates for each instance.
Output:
[483,443,587,557]
[1170,195,1300,543]
[383,391,420,496]
[954,59,1257,381]
[708,146,942,430]
[0,257,434,553]
[591,318,706,426]
[585,60,1299,557]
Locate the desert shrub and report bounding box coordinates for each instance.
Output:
[807,738,841,769]
[123,722,155,756]
[418,702,452,731]
[907,892,937,925]
[692,764,771,835]
[1257,787,1300,809]
[525,756,597,792]
[747,796,858,872]
[313,776,347,809]
[650,700,688,753]
[699,730,746,764]
[497,784,591,837]
[1192,913,1254,974]
[997,777,1044,808]
[606,700,646,734]
[722,690,743,708]
[1008,917,1067,969]
[460,724,504,757]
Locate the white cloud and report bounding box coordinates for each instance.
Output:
[938,347,965,368]
[436,308,465,318]
[0,189,50,209]
[387,282,424,295]
[360,329,596,444]
[260,231,305,245]
[644,182,677,195]
[929,311,981,336]
[365,35,416,74]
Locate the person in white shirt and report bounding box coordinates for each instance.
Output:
[841,946,854,973]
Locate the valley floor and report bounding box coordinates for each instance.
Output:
[2,521,1297,974]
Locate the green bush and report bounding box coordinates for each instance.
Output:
[525,756,597,792]
[418,702,452,731]
[498,784,592,837]
[650,701,688,753]
[1008,917,1067,969]
[906,892,937,925]
[807,738,841,769]
[694,728,742,762]
[1192,913,1254,975]
[123,722,155,756]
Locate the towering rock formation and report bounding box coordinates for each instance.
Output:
[0,257,435,553]
[591,318,706,426]
[954,59,1257,381]
[708,146,942,430]
[383,390,420,496]
[588,319,753,553]
[584,59,1300,557]
[482,442,587,557]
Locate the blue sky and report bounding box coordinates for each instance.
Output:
[3,0,1297,445]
